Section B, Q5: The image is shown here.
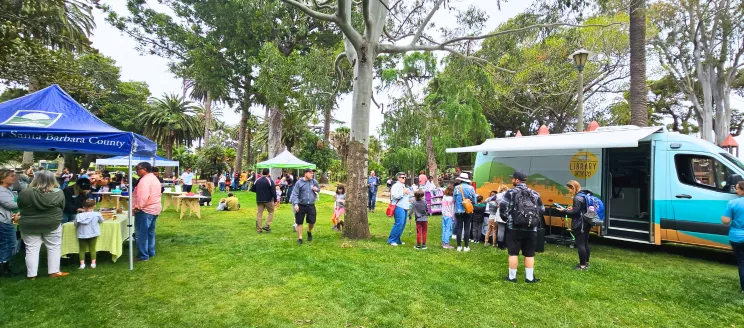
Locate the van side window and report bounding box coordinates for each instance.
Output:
[674,154,737,193]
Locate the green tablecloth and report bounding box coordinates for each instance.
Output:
[61,214,132,262]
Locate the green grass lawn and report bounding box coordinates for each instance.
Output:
[1,191,742,327]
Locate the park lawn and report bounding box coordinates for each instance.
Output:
[1,191,742,328]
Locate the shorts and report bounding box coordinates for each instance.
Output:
[295,204,317,225]
[506,229,537,257]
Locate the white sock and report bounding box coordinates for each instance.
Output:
[508,268,517,280]
[526,268,534,281]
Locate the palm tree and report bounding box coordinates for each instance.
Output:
[629,0,647,127]
[183,79,229,147]
[281,106,313,152]
[139,93,202,160]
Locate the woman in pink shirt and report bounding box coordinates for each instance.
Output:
[418,170,427,187]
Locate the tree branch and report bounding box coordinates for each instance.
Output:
[377,43,515,74]
[362,0,373,37]
[436,22,623,47]
[311,0,336,10]
[336,0,364,48]
[410,0,445,45]
[280,0,337,22]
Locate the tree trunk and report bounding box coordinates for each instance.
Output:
[21,152,34,170]
[204,91,212,147]
[343,44,374,240]
[235,107,248,174]
[245,126,252,170]
[63,154,79,176]
[268,106,284,179]
[426,134,439,187]
[629,0,648,127]
[165,142,174,177]
[323,104,332,143]
[81,154,95,173]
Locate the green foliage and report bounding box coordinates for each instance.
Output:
[196,145,230,178]
[296,131,337,173]
[172,146,198,171]
[381,147,427,177]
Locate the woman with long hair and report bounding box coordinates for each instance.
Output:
[199,182,215,206]
[558,180,592,270]
[18,170,68,279]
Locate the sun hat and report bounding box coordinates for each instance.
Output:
[456,172,471,183]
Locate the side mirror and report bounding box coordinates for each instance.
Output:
[727,174,742,192]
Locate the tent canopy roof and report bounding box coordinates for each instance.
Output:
[96,155,179,167]
[447,126,664,153]
[256,150,316,169]
[0,85,157,156]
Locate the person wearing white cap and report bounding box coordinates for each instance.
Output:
[454,172,477,252]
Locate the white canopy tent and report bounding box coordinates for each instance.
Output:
[446,126,664,153]
[256,150,316,169]
[96,155,179,167]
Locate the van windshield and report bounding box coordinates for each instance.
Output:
[721,152,744,171]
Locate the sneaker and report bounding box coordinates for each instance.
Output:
[91,262,96,269]
[444,244,454,249]
[575,264,587,271]
[293,224,298,232]
[464,247,470,252]
[370,209,375,213]
[586,262,591,268]
[79,264,85,270]
[457,246,463,252]
[262,226,271,233]
[421,244,428,250]
[307,231,313,242]
[505,276,517,283]
[297,239,303,245]
[390,243,399,247]
[525,278,541,284]
[49,272,70,278]
[414,245,421,250]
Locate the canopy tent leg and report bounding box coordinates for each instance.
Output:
[128,154,134,271]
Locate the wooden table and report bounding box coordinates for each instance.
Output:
[162,191,185,211]
[175,195,206,219]
[111,195,129,210]
[92,192,114,208]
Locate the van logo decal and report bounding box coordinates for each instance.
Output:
[569,151,599,178]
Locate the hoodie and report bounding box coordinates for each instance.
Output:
[74,211,104,239]
[18,188,65,234]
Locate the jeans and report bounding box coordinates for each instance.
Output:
[368,191,377,210]
[62,212,76,224]
[731,241,744,292]
[441,216,453,245]
[0,222,17,263]
[61,181,69,190]
[135,211,158,260]
[232,181,239,191]
[387,206,407,244]
[22,225,62,277]
[455,213,473,247]
[219,182,225,191]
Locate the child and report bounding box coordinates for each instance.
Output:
[275,185,282,210]
[75,199,104,269]
[441,184,455,249]
[216,198,227,211]
[484,190,498,246]
[471,195,486,244]
[410,189,429,250]
[331,185,346,231]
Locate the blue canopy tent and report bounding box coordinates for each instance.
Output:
[0,84,158,271]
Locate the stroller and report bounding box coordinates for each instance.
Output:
[280,184,289,203]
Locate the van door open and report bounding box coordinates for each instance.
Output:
[604,143,654,243]
[666,151,737,248]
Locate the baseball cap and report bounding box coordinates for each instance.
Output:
[512,171,527,182]
[76,178,92,190]
[303,168,316,173]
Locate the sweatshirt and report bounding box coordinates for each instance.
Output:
[0,186,18,225]
[18,188,65,234]
[409,199,429,222]
[74,211,104,239]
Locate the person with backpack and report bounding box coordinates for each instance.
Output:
[453,173,476,252]
[499,171,544,283]
[558,180,593,270]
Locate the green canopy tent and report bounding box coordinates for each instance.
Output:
[256,150,316,169]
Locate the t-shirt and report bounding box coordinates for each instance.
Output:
[61,173,72,182]
[335,194,346,209]
[418,174,427,186]
[442,195,454,218]
[724,197,744,243]
[181,172,194,185]
[225,196,240,211]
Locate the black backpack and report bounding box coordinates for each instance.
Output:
[511,188,541,228]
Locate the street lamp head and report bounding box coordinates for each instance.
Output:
[571,48,590,72]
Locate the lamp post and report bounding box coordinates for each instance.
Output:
[571,48,590,131]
